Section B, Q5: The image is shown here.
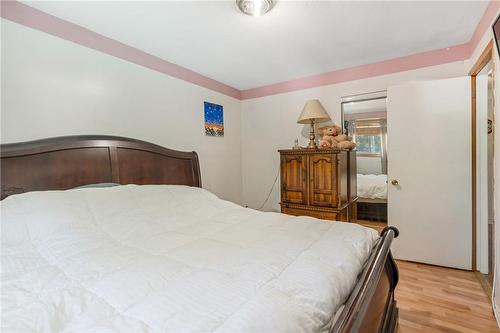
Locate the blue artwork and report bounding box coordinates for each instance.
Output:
[204,102,224,137]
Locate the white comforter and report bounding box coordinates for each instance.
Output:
[357,174,388,200]
[1,185,377,333]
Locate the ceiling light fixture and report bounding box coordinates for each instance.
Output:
[237,0,275,17]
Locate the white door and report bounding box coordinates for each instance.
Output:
[387,77,472,270]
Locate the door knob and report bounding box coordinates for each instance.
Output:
[391,179,399,186]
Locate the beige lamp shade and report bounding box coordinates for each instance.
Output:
[297,99,331,124]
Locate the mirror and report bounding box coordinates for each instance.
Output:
[341,92,388,224]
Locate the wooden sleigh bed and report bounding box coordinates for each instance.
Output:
[0,135,399,333]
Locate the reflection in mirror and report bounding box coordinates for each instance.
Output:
[341,92,388,228]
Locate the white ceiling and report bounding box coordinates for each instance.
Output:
[23,1,488,90]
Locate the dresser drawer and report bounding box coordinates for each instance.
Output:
[281,204,348,222]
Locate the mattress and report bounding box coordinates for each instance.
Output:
[1,185,378,332]
[357,174,388,200]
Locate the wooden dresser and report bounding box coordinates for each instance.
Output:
[279,149,357,222]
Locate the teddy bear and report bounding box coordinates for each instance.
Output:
[318,125,338,148]
[319,125,357,150]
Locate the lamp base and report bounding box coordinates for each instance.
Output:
[306,141,318,149]
[307,119,317,149]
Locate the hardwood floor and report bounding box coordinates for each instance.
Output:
[354,220,498,332]
[396,260,499,333]
[355,219,387,233]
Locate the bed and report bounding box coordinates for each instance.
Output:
[357,174,388,222]
[1,135,399,333]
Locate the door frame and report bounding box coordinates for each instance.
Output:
[469,40,493,272]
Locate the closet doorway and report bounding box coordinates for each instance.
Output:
[470,40,495,293]
[341,91,388,233]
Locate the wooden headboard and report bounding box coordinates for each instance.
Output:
[0,135,201,200]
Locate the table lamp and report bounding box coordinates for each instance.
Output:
[297,99,331,149]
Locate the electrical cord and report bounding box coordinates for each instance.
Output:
[257,168,280,211]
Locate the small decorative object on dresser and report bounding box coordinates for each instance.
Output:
[319,124,357,150]
[279,148,358,221]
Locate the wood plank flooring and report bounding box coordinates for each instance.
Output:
[353,220,497,332]
[355,219,387,233]
[396,260,499,333]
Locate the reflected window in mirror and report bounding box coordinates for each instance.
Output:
[341,92,387,174]
[356,135,382,155]
[349,118,386,157]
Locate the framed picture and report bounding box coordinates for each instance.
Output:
[204,102,224,137]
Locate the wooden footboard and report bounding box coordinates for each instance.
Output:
[330,226,399,333]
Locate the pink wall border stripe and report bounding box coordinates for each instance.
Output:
[240,0,500,99]
[240,43,471,99]
[241,1,500,100]
[0,1,241,100]
[2,0,499,100]
[468,1,500,54]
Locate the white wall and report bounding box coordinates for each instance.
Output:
[241,60,470,211]
[357,156,383,175]
[0,20,242,203]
